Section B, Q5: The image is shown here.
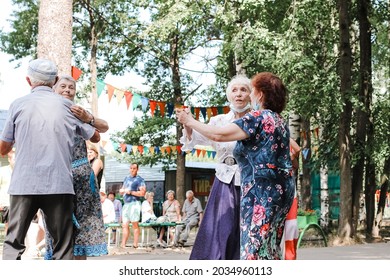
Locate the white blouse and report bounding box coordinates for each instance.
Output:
[180,111,241,186]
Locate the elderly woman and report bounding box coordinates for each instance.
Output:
[181,75,252,260]
[177,72,294,260]
[44,75,109,260]
[162,190,181,243]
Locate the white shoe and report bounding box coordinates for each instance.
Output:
[157,239,167,248]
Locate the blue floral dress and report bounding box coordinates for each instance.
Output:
[44,136,108,259]
[233,109,294,260]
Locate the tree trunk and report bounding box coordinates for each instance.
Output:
[300,118,311,210]
[170,34,185,207]
[372,174,389,237]
[87,1,99,117]
[37,0,73,75]
[352,0,373,236]
[337,0,353,241]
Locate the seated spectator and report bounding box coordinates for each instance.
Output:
[107,191,122,244]
[100,191,115,224]
[162,190,181,243]
[173,190,203,247]
[142,191,167,247]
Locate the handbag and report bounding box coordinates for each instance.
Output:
[156,215,169,223]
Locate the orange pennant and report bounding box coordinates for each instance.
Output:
[150,100,157,117]
[120,143,127,152]
[106,84,115,103]
[138,145,144,155]
[158,102,166,117]
[206,108,212,121]
[71,66,82,81]
[124,91,133,110]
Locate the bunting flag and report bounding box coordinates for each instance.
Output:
[93,79,232,122]
[115,88,125,105]
[124,91,133,110]
[71,66,82,81]
[96,79,106,97]
[106,84,115,103]
[106,139,218,160]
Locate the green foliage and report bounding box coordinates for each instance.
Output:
[110,114,177,168]
[0,0,39,61]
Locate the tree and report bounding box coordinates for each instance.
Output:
[37,0,73,75]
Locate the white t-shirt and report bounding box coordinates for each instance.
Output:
[141,200,156,222]
[101,199,115,224]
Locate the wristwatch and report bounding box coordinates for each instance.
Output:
[88,115,95,126]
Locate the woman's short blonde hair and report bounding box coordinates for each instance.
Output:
[145,191,154,199]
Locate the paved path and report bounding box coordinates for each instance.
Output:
[88,241,390,260]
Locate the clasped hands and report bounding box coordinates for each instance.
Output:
[175,107,193,126]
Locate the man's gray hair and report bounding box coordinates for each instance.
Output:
[27,58,58,86]
[186,190,194,197]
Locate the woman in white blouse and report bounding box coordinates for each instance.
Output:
[181,75,252,260]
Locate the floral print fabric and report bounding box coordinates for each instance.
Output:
[233,109,294,260]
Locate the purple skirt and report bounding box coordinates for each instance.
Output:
[189,177,240,260]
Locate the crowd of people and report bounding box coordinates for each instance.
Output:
[0,57,300,261]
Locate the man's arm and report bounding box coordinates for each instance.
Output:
[71,105,109,133]
[89,130,100,143]
[0,140,13,156]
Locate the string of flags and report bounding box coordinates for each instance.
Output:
[100,140,217,159]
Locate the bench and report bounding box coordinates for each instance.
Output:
[105,222,180,248]
[297,222,327,248]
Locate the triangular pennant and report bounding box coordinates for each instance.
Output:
[96,80,105,97]
[206,108,212,121]
[149,147,155,155]
[194,108,200,120]
[150,100,157,117]
[141,97,149,112]
[71,66,82,81]
[217,106,224,114]
[138,145,144,155]
[207,150,212,158]
[158,102,166,117]
[160,146,166,155]
[223,106,230,114]
[124,91,133,110]
[154,146,160,154]
[211,151,217,159]
[177,145,182,154]
[196,149,202,157]
[120,143,127,152]
[171,146,177,153]
[201,149,207,157]
[167,103,174,117]
[126,144,132,154]
[106,84,115,103]
[191,149,196,155]
[115,89,125,105]
[111,141,119,151]
[200,107,207,121]
[143,145,149,154]
[132,94,141,110]
[190,107,195,116]
[211,107,218,116]
[132,146,138,155]
[165,146,171,155]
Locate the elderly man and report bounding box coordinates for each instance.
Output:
[173,190,203,247]
[0,58,100,260]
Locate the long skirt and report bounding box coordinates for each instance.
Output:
[190,177,240,260]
